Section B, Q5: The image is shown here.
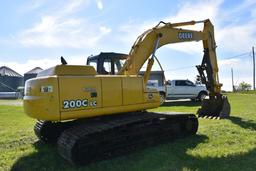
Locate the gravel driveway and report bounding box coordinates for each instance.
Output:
[0,100,23,106]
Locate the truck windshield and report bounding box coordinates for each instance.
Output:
[185,80,194,86]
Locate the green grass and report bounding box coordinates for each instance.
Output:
[234,90,256,95]
[0,93,256,171]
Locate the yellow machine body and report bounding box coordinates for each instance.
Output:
[24,19,230,121]
[24,65,160,121]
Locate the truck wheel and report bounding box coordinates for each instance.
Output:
[197,91,207,102]
[159,92,165,105]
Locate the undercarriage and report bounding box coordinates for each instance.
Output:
[34,111,198,165]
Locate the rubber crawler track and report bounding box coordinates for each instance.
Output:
[55,111,198,165]
[34,120,74,143]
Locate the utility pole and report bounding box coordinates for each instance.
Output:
[253,46,255,90]
[231,68,234,92]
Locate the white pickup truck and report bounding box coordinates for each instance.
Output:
[147,79,208,104]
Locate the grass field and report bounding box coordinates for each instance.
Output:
[0,93,256,171]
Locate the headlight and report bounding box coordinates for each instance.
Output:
[41,86,53,93]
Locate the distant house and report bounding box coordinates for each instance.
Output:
[0,66,23,92]
[24,67,43,84]
[139,71,165,86]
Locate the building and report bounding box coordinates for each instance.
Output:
[24,67,43,84]
[139,70,165,86]
[0,66,23,92]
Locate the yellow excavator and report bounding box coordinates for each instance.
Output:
[23,19,230,164]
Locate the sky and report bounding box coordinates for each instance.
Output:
[0,0,256,90]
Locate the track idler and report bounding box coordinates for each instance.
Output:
[197,95,230,119]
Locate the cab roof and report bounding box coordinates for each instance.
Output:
[87,52,128,61]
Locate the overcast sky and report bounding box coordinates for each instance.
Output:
[0,0,255,90]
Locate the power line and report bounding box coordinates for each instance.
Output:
[164,52,251,71]
[221,52,251,60]
[149,51,251,72]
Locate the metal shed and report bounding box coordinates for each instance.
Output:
[24,67,43,84]
[139,70,165,86]
[0,66,23,92]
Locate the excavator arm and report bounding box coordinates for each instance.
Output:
[119,19,230,118]
[119,20,204,75]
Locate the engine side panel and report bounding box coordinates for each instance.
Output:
[23,66,160,121]
[102,77,122,107]
[122,77,144,105]
[59,75,160,121]
[58,76,102,115]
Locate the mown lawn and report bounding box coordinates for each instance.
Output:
[0,93,256,171]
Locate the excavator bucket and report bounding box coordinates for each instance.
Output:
[197,96,230,119]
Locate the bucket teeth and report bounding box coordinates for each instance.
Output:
[197,95,230,119]
[212,116,220,120]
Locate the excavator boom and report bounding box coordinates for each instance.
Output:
[118,19,230,118]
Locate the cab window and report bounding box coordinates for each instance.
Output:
[175,81,186,86]
[185,80,194,86]
[114,59,126,74]
[103,59,111,74]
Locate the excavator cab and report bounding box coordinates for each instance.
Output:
[86,52,128,75]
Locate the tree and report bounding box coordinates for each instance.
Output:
[238,81,251,91]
